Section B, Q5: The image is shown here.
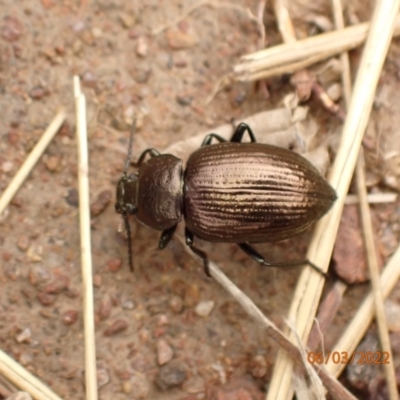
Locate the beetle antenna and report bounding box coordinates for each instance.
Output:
[122,212,134,272]
[123,119,136,176]
[122,120,136,272]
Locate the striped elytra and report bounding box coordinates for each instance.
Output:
[183,142,336,243]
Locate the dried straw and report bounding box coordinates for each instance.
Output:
[325,243,400,376]
[0,350,63,400]
[175,236,357,400]
[332,0,398,396]
[0,111,65,399]
[234,14,400,82]
[356,151,398,399]
[73,76,98,400]
[269,1,400,399]
[0,110,66,216]
[344,192,397,205]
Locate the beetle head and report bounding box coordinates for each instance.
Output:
[115,173,138,216]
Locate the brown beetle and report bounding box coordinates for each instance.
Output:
[116,122,336,275]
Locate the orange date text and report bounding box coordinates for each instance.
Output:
[307,351,390,365]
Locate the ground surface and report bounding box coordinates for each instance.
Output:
[1,1,400,399]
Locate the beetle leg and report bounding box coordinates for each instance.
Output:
[201,133,227,147]
[158,225,177,249]
[133,148,161,167]
[230,123,257,143]
[237,243,327,276]
[185,228,211,276]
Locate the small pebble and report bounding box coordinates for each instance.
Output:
[80,29,94,45]
[176,94,193,106]
[11,197,23,207]
[184,283,200,307]
[61,310,78,325]
[166,28,197,49]
[2,161,13,173]
[29,266,51,287]
[250,354,267,378]
[174,59,187,68]
[107,258,122,272]
[182,376,205,394]
[17,235,30,252]
[37,292,56,306]
[16,328,31,343]
[157,314,169,326]
[155,361,187,390]
[128,372,150,398]
[91,27,102,38]
[169,295,183,313]
[104,319,128,336]
[121,299,135,310]
[93,274,102,287]
[90,189,112,216]
[19,352,32,366]
[136,36,148,57]
[97,368,110,388]
[122,380,132,394]
[44,155,61,172]
[130,65,152,83]
[326,83,342,102]
[65,188,79,207]
[119,13,135,29]
[45,274,69,294]
[81,70,97,88]
[1,16,23,41]
[99,296,112,320]
[156,338,174,365]
[29,86,49,100]
[195,300,214,317]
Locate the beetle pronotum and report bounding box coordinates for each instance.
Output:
[116,122,336,275]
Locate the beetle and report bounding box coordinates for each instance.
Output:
[115,122,337,276]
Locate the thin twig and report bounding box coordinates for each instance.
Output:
[73,76,98,400]
[356,151,398,400]
[326,242,400,376]
[331,0,352,108]
[174,235,356,400]
[269,2,400,399]
[333,0,398,398]
[344,192,397,205]
[0,349,63,400]
[0,110,66,216]
[234,14,400,82]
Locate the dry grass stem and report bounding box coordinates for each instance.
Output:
[334,0,397,396]
[326,242,400,376]
[269,1,400,399]
[175,235,356,400]
[234,14,400,82]
[0,110,65,399]
[273,0,296,43]
[0,349,62,400]
[355,152,398,400]
[331,0,352,107]
[0,110,66,216]
[73,76,98,400]
[345,192,397,205]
